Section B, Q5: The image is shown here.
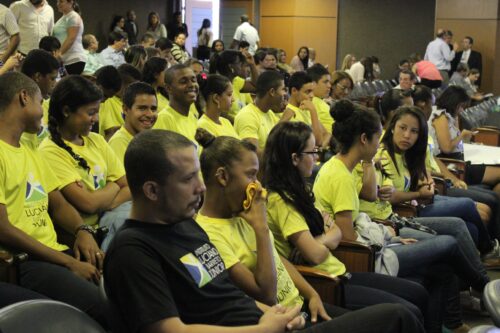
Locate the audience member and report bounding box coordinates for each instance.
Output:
[394,59,410,81]
[290,46,309,72]
[409,53,442,89]
[123,10,138,45]
[0,4,20,64]
[197,18,212,61]
[196,74,239,138]
[449,63,483,101]
[308,48,316,68]
[424,30,459,85]
[39,35,67,78]
[153,64,199,142]
[211,39,224,55]
[452,36,482,86]
[466,68,480,93]
[0,71,104,325]
[186,58,204,76]
[371,56,381,79]
[82,34,103,75]
[99,63,142,140]
[167,11,188,41]
[39,75,132,250]
[329,71,353,101]
[171,31,190,64]
[348,57,366,84]
[234,70,284,155]
[104,129,425,333]
[99,31,127,67]
[145,46,160,59]
[109,81,158,162]
[210,50,258,119]
[394,70,416,91]
[238,40,250,53]
[155,37,176,67]
[307,64,334,135]
[281,71,328,147]
[340,54,356,71]
[124,45,147,71]
[277,48,294,74]
[10,0,53,55]
[142,56,169,111]
[140,32,156,48]
[53,0,85,75]
[109,15,127,38]
[146,11,167,41]
[95,65,121,101]
[230,14,260,55]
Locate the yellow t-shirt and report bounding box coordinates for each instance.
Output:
[426,135,440,174]
[42,98,50,126]
[38,133,125,226]
[229,76,247,118]
[0,140,67,251]
[234,103,279,150]
[313,157,360,220]
[285,103,311,126]
[157,93,169,112]
[153,104,198,143]
[197,114,239,138]
[99,96,124,136]
[266,192,346,277]
[313,97,333,134]
[20,99,51,149]
[196,214,303,307]
[108,126,134,163]
[378,148,411,192]
[354,163,394,220]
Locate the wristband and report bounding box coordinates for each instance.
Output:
[75,224,96,236]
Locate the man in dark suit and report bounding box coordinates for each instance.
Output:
[452,36,482,86]
[124,10,138,45]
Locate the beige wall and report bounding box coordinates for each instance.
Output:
[435,0,500,94]
[259,0,338,69]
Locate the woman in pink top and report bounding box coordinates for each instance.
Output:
[410,54,442,89]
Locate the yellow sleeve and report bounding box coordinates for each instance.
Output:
[38,140,82,189]
[153,110,173,130]
[330,177,358,216]
[196,222,239,269]
[0,158,6,204]
[95,135,125,182]
[37,153,62,194]
[267,193,310,240]
[108,134,127,163]
[235,111,259,140]
[313,97,333,134]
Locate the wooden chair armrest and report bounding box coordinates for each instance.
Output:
[393,203,417,217]
[0,250,28,284]
[432,176,447,195]
[438,157,466,180]
[294,265,340,282]
[294,265,344,306]
[473,128,500,146]
[333,240,375,273]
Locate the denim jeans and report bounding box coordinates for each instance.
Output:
[418,195,492,253]
[99,201,132,251]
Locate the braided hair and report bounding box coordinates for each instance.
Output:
[48,75,103,172]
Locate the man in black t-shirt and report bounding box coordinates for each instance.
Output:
[103,129,425,333]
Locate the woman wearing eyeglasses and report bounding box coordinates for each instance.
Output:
[330,71,353,101]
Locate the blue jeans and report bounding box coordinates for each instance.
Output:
[418,195,492,253]
[99,201,132,251]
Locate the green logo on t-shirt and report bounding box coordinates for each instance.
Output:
[180,243,225,288]
[25,173,47,203]
[92,165,106,189]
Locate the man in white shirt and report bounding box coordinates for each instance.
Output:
[0,4,20,63]
[99,31,127,67]
[424,30,459,85]
[10,0,53,55]
[230,15,259,55]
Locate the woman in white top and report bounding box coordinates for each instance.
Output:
[146,12,167,41]
[429,85,500,196]
[109,15,127,39]
[197,19,212,61]
[53,0,85,74]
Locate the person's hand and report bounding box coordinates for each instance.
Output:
[418,183,434,199]
[453,42,460,52]
[460,129,477,142]
[259,304,303,333]
[242,50,255,65]
[299,99,315,113]
[66,258,100,284]
[452,178,468,189]
[378,185,394,201]
[386,226,397,237]
[2,53,23,72]
[238,181,268,232]
[308,293,332,323]
[322,212,335,231]
[400,238,418,245]
[73,230,104,271]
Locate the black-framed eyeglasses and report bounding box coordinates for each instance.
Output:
[336,83,352,92]
[301,147,322,155]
